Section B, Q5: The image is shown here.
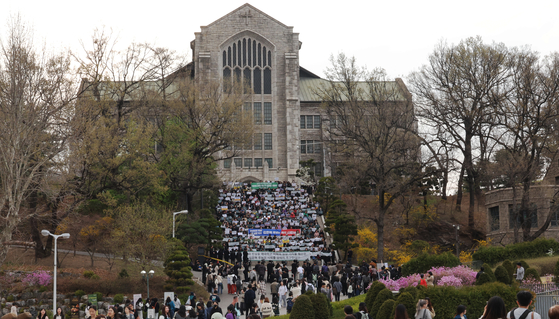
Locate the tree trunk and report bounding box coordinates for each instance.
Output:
[376,190,386,262]
[455,165,465,212]
[464,131,475,229]
[521,180,532,242]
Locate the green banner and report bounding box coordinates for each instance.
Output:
[88,294,98,305]
[251,182,278,189]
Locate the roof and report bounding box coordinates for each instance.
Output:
[299,77,407,103]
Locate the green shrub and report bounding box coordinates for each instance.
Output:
[91,274,100,280]
[6,295,14,302]
[482,263,497,282]
[39,286,47,292]
[290,294,315,319]
[502,260,514,276]
[473,238,559,264]
[494,265,511,285]
[400,286,418,300]
[75,290,85,298]
[371,289,394,319]
[392,292,416,318]
[475,273,492,285]
[118,269,129,278]
[114,294,124,304]
[164,239,194,293]
[377,299,396,319]
[525,268,541,282]
[309,292,330,319]
[83,271,96,278]
[95,292,103,301]
[415,282,516,319]
[365,281,386,313]
[402,252,460,276]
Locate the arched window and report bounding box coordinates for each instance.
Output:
[233,43,237,66]
[264,68,271,94]
[253,67,261,94]
[222,37,272,95]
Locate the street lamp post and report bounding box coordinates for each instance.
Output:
[172,210,188,238]
[453,224,460,257]
[41,230,70,313]
[141,270,155,299]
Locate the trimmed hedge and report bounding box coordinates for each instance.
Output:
[494,265,511,285]
[475,272,492,285]
[371,289,394,319]
[502,260,514,276]
[365,281,386,313]
[392,292,416,318]
[377,299,396,319]
[482,263,497,282]
[309,292,331,319]
[290,294,315,319]
[525,268,541,282]
[417,282,517,319]
[402,252,460,276]
[473,238,559,264]
[400,286,418,300]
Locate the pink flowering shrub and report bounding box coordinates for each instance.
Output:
[374,265,477,290]
[22,271,52,287]
[437,275,462,287]
[428,265,477,286]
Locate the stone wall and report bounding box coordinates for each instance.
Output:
[485,184,559,245]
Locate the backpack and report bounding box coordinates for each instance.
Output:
[322,265,329,273]
[312,273,318,282]
[360,311,370,319]
[510,308,533,319]
[332,285,338,294]
[286,299,294,313]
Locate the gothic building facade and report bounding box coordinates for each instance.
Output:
[191,4,412,183]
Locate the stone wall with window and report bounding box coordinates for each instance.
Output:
[485,185,559,244]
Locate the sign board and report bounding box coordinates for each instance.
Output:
[88,294,98,306]
[164,292,174,304]
[251,182,278,189]
[147,309,155,319]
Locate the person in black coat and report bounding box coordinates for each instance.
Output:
[243,248,248,263]
[267,261,275,283]
[244,284,256,315]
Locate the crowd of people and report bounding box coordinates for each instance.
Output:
[215,182,334,261]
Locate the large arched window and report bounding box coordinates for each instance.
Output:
[222,37,272,95]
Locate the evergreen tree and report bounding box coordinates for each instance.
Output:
[164,238,194,293]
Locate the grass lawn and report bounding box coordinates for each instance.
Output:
[495,255,559,276]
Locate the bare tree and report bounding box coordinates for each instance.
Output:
[317,53,437,261]
[410,36,511,230]
[493,48,559,242]
[0,16,74,265]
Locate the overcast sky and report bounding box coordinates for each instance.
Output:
[3,0,559,80]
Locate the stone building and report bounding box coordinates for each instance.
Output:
[485,162,559,245]
[192,3,412,183]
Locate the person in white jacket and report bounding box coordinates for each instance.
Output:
[278,281,288,308]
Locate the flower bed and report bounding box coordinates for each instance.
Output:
[376,265,477,290]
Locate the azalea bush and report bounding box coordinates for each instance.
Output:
[22,271,52,287]
[374,265,477,290]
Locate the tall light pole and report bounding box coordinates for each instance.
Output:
[41,230,70,313]
[453,224,460,258]
[173,210,188,238]
[141,270,155,299]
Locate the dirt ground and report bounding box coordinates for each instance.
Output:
[3,246,151,275]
